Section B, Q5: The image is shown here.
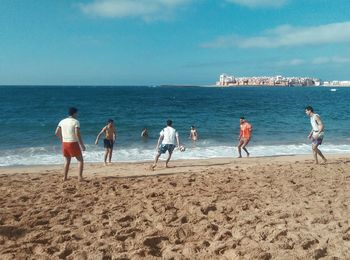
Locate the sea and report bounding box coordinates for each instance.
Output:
[0,85,349,167]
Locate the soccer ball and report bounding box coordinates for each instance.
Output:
[179,145,186,152]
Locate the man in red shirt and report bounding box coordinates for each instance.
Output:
[237,117,252,158]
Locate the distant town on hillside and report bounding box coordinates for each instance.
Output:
[217,74,350,87]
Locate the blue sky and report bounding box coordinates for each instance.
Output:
[0,0,349,85]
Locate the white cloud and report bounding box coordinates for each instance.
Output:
[312,57,330,65]
[226,0,287,8]
[79,0,191,20]
[274,56,350,68]
[203,21,350,48]
[276,59,305,67]
[312,56,350,65]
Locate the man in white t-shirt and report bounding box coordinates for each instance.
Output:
[55,107,86,181]
[152,120,180,170]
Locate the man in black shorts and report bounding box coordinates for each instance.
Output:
[95,119,117,165]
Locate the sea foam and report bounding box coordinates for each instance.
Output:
[0,143,349,167]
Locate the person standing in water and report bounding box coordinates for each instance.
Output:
[141,128,149,138]
[189,125,198,142]
[95,119,117,165]
[305,106,327,164]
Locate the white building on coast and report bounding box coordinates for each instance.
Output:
[322,81,350,86]
[217,74,322,87]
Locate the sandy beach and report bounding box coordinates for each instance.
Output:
[1,154,350,259]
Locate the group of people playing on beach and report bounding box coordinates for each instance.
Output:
[55,105,326,181]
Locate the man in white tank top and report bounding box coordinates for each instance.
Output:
[305,106,327,164]
[151,120,180,170]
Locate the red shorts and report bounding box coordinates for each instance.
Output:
[62,142,82,157]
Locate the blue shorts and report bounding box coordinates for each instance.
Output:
[104,139,114,149]
[312,137,323,145]
[159,144,176,154]
[312,132,324,145]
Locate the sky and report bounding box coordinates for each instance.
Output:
[0,0,350,85]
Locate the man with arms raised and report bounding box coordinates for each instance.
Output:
[55,107,86,181]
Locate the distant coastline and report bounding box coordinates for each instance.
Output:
[216,74,350,87]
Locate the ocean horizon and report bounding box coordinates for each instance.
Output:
[1,85,349,166]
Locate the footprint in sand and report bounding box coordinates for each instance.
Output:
[0,226,27,239]
[115,228,138,241]
[201,204,217,215]
[176,224,193,242]
[301,237,319,250]
[57,247,73,259]
[118,215,135,228]
[143,236,169,257]
[13,212,23,221]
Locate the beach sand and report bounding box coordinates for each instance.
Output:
[1,155,350,259]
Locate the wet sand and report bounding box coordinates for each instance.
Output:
[1,155,350,259]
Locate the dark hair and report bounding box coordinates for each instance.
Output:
[240,116,245,120]
[68,107,78,116]
[305,106,313,112]
[107,119,114,123]
[167,120,173,126]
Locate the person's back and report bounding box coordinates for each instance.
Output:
[161,126,177,145]
[240,121,252,139]
[55,107,85,181]
[152,120,180,170]
[58,117,80,142]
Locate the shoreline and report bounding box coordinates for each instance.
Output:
[1,153,348,177]
[2,144,350,168]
